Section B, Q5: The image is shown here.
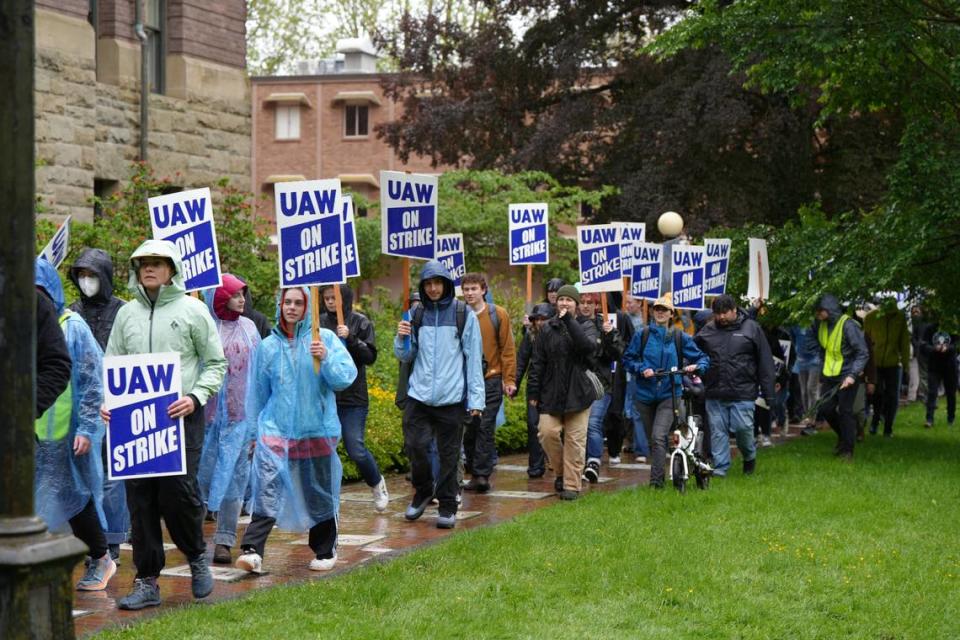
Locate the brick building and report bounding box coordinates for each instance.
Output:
[251,38,444,227]
[35,0,250,223]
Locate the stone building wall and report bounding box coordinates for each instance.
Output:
[35,3,250,224]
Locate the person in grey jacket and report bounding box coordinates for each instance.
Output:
[813,294,869,459]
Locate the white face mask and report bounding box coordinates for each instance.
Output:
[78,276,100,298]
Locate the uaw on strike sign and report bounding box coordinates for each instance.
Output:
[275,179,346,287]
[380,171,437,260]
[509,203,549,265]
[104,353,185,480]
[149,188,222,292]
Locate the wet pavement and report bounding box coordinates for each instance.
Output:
[73,427,800,637]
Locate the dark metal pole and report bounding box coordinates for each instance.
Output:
[0,2,87,637]
[135,0,149,160]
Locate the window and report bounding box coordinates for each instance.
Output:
[345,105,369,137]
[93,178,118,222]
[145,0,165,94]
[275,105,301,140]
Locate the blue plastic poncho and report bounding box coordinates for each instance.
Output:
[198,276,262,512]
[248,288,357,531]
[34,258,107,532]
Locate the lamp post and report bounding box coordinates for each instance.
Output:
[657,211,685,295]
[0,1,87,638]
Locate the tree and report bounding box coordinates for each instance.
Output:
[374,1,898,236]
[652,0,960,323]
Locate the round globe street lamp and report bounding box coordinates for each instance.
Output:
[657,210,684,238]
[657,211,685,294]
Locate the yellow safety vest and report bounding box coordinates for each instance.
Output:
[35,312,73,441]
[819,315,848,377]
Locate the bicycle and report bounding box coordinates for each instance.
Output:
[653,368,713,493]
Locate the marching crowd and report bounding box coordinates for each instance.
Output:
[33,240,958,611]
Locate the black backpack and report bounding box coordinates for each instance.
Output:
[394,300,469,409]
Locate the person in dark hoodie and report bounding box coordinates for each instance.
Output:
[318,283,389,511]
[813,294,869,459]
[919,323,958,428]
[695,294,775,477]
[394,260,484,529]
[68,247,128,563]
[515,302,554,478]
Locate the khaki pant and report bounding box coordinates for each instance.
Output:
[537,408,590,492]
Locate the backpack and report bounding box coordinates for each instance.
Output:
[394,300,469,409]
[638,326,684,370]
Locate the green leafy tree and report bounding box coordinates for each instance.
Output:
[652,0,960,323]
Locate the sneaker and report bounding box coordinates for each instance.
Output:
[554,476,564,493]
[213,544,232,565]
[559,490,579,501]
[759,435,773,448]
[583,461,600,484]
[635,455,647,464]
[743,458,756,475]
[236,550,263,574]
[188,555,214,599]
[309,552,338,571]
[609,456,621,465]
[436,512,456,529]
[310,550,337,571]
[77,553,116,591]
[116,577,161,610]
[404,493,433,521]
[371,477,390,513]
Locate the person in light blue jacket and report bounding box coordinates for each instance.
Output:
[235,287,357,574]
[394,260,484,529]
[34,257,115,591]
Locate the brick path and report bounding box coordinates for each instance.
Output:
[72,427,799,637]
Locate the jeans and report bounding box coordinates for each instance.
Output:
[338,405,382,487]
[586,393,613,462]
[798,368,821,418]
[637,398,681,486]
[625,379,650,457]
[706,399,756,475]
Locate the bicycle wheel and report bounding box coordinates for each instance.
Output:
[671,455,686,493]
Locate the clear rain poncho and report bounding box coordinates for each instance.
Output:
[34,257,107,532]
[248,288,357,531]
[198,275,262,512]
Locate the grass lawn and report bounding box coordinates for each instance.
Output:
[96,402,960,639]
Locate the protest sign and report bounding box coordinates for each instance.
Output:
[342,195,360,279]
[149,188,222,292]
[275,179,346,287]
[103,352,185,480]
[380,171,437,260]
[38,215,71,268]
[508,203,549,265]
[631,242,662,301]
[671,245,705,310]
[617,222,646,275]
[436,233,465,296]
[703,238,731,296]
[747,238,770,300]
[577,224,621,293]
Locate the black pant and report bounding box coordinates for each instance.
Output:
[821,378,859,455]
[463,376,502,478]
[870,366,901,435]
[403,399,465,514]
[526,401,545,475]
[126,409,205,579]
[241,514,336,560]
[69,499,108,559]
[605,412,626,458]
[926,366,958,424]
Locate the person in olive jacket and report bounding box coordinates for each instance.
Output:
[527,285,598,499]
